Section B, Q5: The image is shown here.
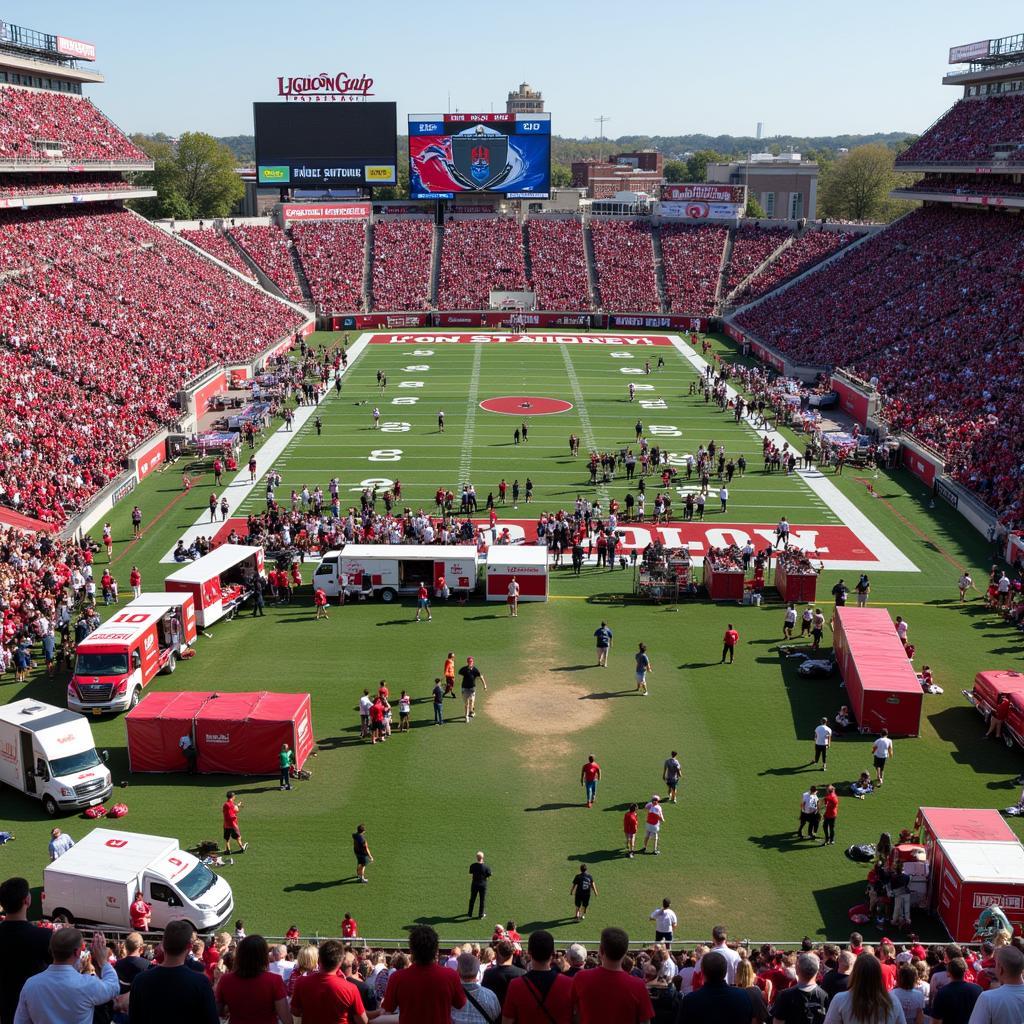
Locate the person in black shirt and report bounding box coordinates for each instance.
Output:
[676,950,752,1024]
[820,950,854,1000]
[770,953,828,1024]
[127,920,217,1024]
[341,951,379,1011]
[114,933,151,994]
[353,824,373,883]
[481,938,525,1007]
[0,877,51,1024]
[458,656,487,722]
[570,864,598,921]
[468,851,491,918]
[930,956,981,1024]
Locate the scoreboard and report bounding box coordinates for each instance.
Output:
[408,113,551,200]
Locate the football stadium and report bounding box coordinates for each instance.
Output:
[2,11,1024,1024]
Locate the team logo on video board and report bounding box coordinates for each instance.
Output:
[450,125,511,191]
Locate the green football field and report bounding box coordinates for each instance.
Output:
[2,328,1021,946]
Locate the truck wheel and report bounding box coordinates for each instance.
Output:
[380,588,397,603]
[52,908,74,926]
[43,796,58,817]
[129,687,142,710]
[163,652,177,675]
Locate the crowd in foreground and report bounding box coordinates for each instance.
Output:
[3,869,1024,1024]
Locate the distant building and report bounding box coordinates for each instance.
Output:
[506,82,544,115]
[572,150,665,199]
[707,153,819,220]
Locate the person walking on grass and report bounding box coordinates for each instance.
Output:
[459,656,487,721]
[813,717,832,771]
[721,623,739,664]
[468,851,491,919]
[507,577,519,617]
[314,585,328,620]
[650,899,677,947]
[415,583,432,622]
[222,792,248,855]
[580,755,601,808]
[623,803,639,858]
[443,651,457,698]
[783,603,797,639]
[594,621,613,666]
[872,729,893,786]
[663,751,682,803]
[635,642,652,696]
[278,743,293,791]
[570,864,597,921]
[432,678,445,725]
[642,796,664,855]
[797,785,820,840]
[822,784,840,847]
[353,824,372,883]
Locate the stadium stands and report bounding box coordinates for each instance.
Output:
[906,174,1024,197]
[726,225,792,293]
[371,218,433,311]
[731,230,856,305]
[0,205,304,523]
[291,220,367,312]
[590,219,659,312]
[229,224,305,304]
[437,217,528,309]
[525,217,592,311]
[179,228,257,281]
[0,86,148,163]
[896,93,1024,165]
[735,207,1024,521]
[0,172,136,198]
[659,223,727,315]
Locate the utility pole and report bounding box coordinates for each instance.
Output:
[594,114,611,141]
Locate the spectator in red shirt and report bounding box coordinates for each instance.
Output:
[501,929,573,1024]
[380,925,465,1022]
[721,624,739,664]
[289,939,366,1024]
[215,935,291,1024]
[341,914,357,940]
[222,791,247,855]
[571,927,654,1024]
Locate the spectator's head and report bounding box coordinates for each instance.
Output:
[124,933,143,955]
[50,927,85,964]
[849,932,863,949]
[701,951,728,984]
[162,920,195,959]
[567,943,586,967]
[735,959,756,988]
[838,951,855,973]
[409,925,439,966]
[317,941,341,973]
[996,945,1024,983]
[947,957,967,981]
[599,927,629,966]
[849,953,888,1021]
[896,963,917,991]
[495,940,514,963]
[944,943,962,963]
[235,935,270,979]
[457,952,481,981]
[475,851,485,863]
[0,876,30,917]
[796,953,820,982]
[712,925,728,945]
[270,943,287,962]
[528,930,555,966]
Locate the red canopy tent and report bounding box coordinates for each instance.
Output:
[832,607,923,736]
[126,691,314,775]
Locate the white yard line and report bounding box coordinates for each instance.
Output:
[457,343,482,486]
[160,333,372,562]
[560,344,609,505]
[669,336,919,573]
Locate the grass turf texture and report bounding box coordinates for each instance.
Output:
[1,329,1021,945]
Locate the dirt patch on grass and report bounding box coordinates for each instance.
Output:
[489,677,608,737]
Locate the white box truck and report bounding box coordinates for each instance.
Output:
[312,544,479,602]
[43,828,234,933]
[0,700,112,816]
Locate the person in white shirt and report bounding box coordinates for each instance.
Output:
[267,944,293,982]
[650,899,678,946]
[813,718,833,771]
[895,616,909,642]
[872,729,894,786]
[798,786,821,839]
[718,486,728,513]
[968,944,1024,1023]
[959,572,976,602]
[704,925,741,985]
[14,927,119,1024]
[48,828,74,861]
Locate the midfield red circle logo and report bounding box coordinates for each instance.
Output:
[479,396,574,416]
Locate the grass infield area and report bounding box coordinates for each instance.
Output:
[2,328,1022,944]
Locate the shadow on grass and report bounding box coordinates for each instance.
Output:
[407,914,476,929]
[679,662,720,669]
[566,848,627,863]
[550,664,594,673]
[748,831,819,852]
[517,916,579,931]
[757,764,818,777]
[578,690,636,700]
[928,706,1016,774]
[315,734,368,750]
[524,802,581,812]
[375,619,419,627]
[464,614,504,621]
[283,878,353,893]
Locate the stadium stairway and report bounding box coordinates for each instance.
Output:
[650,226,669,313]
[362,219,374,311]
[521,220,534,285]
[723,232,794,308]
[429,222,442,307]
[286,230,317,310]
[582,220,603,310]
[714,228,735,313]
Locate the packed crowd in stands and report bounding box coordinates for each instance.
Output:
[908,173,1024,197]
[896,93,1024,165]
[178,228,257,281]
[725,224,792,294]
[228,224,305,304]
[437,217,529,309]
[371,218,433,311]
[732,230,856,305]
[735,206,1024,524]
[659,223,727,316]
[525,217,591,311]
[0,173,135,198]
[0,204,304,523]
[6,884,1024,1024]
[291,220,367,312]
[590,218,660,312]
[0,86,149,163]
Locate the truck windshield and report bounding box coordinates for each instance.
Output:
[177,862,217,901]
[75,652,129,676]
[49,748,101,777]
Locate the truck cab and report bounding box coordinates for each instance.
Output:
[0,701,112,816]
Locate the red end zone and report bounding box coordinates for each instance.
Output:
[367,333,677,345]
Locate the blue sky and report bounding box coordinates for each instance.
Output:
[6,1,1020,140]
